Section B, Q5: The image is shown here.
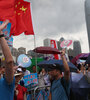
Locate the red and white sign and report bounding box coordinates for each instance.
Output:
[50,40,60,60]
[60,40,72,48]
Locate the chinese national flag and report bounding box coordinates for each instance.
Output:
[0,0,16,34]
[0,0,34,36]
[13,0,34,36]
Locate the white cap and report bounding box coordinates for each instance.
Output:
[17,68,22,72]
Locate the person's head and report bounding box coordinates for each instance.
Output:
[15,72,23,85]
[41,68,46,75]
[32,65,36,73]
[22,67,26,72]
[17,68,22,73]
[48,64,62,81]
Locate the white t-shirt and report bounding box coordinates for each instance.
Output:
[23,70,30,76]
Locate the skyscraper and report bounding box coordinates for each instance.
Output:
[58,37,65,50]
[59,37,65,43]
[18,47,26,55]
[85,0,90,51]
[73,41,82,57]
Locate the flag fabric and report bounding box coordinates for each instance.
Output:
[0,0,34,36]
[13,0,34,36]
[0,0,16,34]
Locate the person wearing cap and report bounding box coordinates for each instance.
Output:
[48,49,70,100]
[0,20,15,100]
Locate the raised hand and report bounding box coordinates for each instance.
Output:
[0,20,9,31]
[60,48,66,57]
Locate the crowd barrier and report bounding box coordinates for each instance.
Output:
[27,85,50,100]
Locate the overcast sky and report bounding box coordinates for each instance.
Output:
[13,0,89,53]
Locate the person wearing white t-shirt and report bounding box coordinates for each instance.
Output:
[22,68,30,76]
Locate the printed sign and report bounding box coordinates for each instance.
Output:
[17,54,32,68]
[24,73,38,90]
[7,35,13,49]
[0,21,13,49]
[0,21,11,37]
[60,40,72,48]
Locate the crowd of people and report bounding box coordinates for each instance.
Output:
[0,20,90,100]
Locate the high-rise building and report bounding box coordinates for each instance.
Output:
[68,48,74,57]
[85,0,90,50]
[73,41,82,57]
[18,47,26,55]
[59,37,65,43]
[58,37,65,50]
[44,38,51,47]
[11,47,19,63]
[11,47,18,57]
[27,50,36,58]
[27,50,44,58]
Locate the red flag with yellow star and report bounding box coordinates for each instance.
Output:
[0,0,16,34]
[13,0,34,36]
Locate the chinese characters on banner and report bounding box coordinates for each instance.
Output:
[0,21,13,50]
[24,73,38,90]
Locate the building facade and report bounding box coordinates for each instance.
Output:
[85,0,90,50]
[18,47,26,55]
[73,41,82,57]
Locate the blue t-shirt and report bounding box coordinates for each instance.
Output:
[0,77,15,100]
[50,77,70,100]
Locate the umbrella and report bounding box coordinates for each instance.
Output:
[37,59,78,72]
[71,53,83,65]
[85,54,90,64]
[71,73,90,100]
[71,73,90,88]
[79,53,90,60]
[33,46,61,54]
[78,75,90,88]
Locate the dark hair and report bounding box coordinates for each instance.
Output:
[77,64,82,70]
[56,69,62,74]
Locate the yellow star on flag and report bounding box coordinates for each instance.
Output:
[20,6,27,13]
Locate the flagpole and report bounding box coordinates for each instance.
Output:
[33,34,38,73]
[65,47,70,62]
